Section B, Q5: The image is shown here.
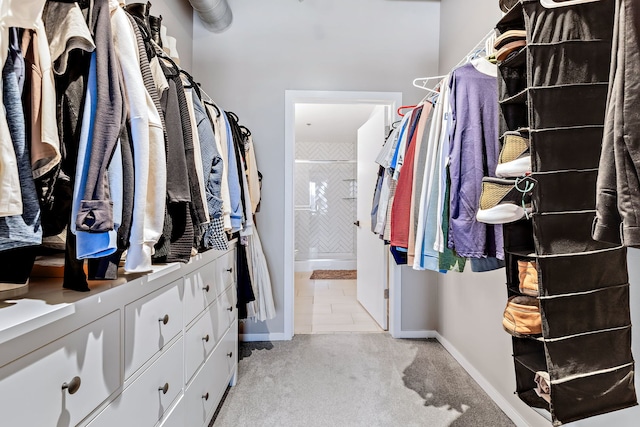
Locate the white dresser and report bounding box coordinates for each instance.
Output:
[0,244,238,427]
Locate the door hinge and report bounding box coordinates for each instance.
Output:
[384,289,389,299]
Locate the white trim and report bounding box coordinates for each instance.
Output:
[284,90,295,341]
[393,330,438,339]
[284,90,403,341]
[239,333,289,342]
[433,332,532,427]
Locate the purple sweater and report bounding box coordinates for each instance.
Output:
[447,62,503,259]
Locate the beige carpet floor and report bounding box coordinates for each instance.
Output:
[210,334,515,427]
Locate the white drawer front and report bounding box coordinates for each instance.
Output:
[184,262,218,326]
[215,249,236,295]
[157,395,184,427]
[185,321,237,427]
[0,311,120,427]
[184,285,237,383]
[125,280,183,378]
[89,337,183,427]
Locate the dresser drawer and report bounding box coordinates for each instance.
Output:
[157,395,184,427]
[0,311,120,427]
[215,248,236,294]
[185,321,237,427]
[184,285,237,383]
[89,337,183,427]
[125,280,183,378]
[184,262,218,326]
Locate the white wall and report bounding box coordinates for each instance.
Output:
[192,0,441,336]
[149,0,194,71]
[438,1,640,426]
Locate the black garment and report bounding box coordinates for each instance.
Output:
[235,239,255,320]
[153,64,193,264]
[170,66,207,227]
[0,247,37,284]
[594,0,640,247]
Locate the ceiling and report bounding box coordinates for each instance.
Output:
[295,103,378,144]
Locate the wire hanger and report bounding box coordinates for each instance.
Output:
[412,75,447,95]
[411,29,496,100]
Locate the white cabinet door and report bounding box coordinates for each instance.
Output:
[89,337,184,427]
[125,280,184,378]
[184,262,218,326]
[356,105,389,330]
[0,311,120,427]
[185,285,237,384]
[185,322,237,427]
[156,396,184,427]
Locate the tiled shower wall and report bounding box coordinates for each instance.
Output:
[295,141,357,261]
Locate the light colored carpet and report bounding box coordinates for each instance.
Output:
[310,270,357,280]
[211,334,515,427]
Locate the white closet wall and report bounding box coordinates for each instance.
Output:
[147,0,194,70]
[192,0,442,337]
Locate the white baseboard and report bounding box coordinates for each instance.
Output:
[239,332,289,342]
[433,332,530,427]
[391,330,438,339]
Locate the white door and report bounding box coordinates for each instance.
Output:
[356,106,389,330]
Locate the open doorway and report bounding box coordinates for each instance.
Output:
[284,91,402,337]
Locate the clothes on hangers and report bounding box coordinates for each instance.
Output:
[0,0,276,322]
[372,34,501,273]
[0,0,48,218]
[448,59,503,263]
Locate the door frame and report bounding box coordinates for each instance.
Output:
[284,90,403,340]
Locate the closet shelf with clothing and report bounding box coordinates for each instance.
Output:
[0,0,276,324]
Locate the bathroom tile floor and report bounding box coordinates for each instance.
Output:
[294,271,383,334]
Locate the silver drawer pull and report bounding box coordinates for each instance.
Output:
[227,351,233,358]
[203,285,210,292]
[158,383,169,394]
[227,306,233,312]
[159,314,169,325]
[62,376,82,395]
[203,334,210,343]
[202,392,210,401]
[226,268,233,273]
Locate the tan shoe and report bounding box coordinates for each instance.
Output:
[503,296,542,337]
[517,260,538,296]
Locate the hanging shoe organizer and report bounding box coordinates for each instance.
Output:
[496,1,637,425]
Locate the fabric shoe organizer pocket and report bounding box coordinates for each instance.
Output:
[531,169,598,213]
[544,327,633,380]
[528,83,608,130]
[505,252,536,293]
[536,247,628,297]
[539,284,630,339]
[504,219,535,254]
[499,97,529,131]
[527,40,612,87]
[499,55,527,97]
[522,0,615,45]
[512,337,548,408]
[549,363,636,426]
[530,126,603,172]
[532,211,619,255]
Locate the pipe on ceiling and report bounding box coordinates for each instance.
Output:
[188,0,233,33]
